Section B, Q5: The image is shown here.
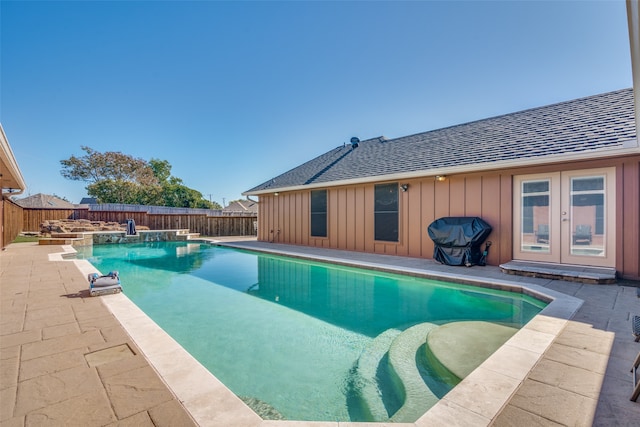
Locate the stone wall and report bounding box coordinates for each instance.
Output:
[38,219,196,247]
[40,219,149,235]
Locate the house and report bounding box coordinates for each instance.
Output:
[14,193,76,209]
[79,197,98,205]
[222,199,258,214]
[244,88,640,281]
[1,124,27,248]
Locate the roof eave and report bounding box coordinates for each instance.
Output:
[0,124,27,195]
[243,143,639,196]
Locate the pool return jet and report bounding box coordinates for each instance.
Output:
[87,271,122,296]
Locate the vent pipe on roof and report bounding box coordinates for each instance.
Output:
[350,137,359,148]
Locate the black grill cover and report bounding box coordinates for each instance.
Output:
[427,217,492,266]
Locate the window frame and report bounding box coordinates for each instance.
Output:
[374,183,399,242]
[310,189,328,238]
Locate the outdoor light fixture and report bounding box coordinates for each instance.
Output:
[400,184,409,192]
[435,175,446,182]
[274,192,279,196]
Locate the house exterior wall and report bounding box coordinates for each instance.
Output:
[257,154,640,281]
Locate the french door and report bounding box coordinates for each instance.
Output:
[513,168,615,267]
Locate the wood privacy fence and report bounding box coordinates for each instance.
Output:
[22,207,258,237]
[1,199,24,248]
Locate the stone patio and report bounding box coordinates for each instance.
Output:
[1,239,639,426]
[0,243,197,426]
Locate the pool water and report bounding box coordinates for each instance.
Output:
[78,241,546,422]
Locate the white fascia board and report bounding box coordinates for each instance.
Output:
[243,144,639,196]
[0,123,27,193]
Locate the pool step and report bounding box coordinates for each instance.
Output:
[353,320,519,423]
[388,323,440,423]
[425,321,518,381]
[176,231,201,240]
[353,328,403,421]
[354,322,440,423]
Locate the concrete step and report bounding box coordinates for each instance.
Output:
[176,232,201,240]
[500,260,616,284]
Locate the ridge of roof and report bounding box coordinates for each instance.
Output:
[372,88,633,147]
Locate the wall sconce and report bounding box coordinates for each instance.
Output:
[274,192,279,196]
[435,175,446,182]
[400,184,409,192]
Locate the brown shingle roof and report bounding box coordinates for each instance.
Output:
[14,193,76,209]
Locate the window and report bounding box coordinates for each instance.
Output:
[310,190,327,237]
[374,183,398,242]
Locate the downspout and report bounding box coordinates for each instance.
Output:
[628,0,640,130]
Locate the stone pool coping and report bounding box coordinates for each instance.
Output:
[59,242,583,427]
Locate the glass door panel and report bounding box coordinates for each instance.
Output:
[561,169,615,267]
[521,180,551,253]
[570,176,604,256]
[513,173,560,263]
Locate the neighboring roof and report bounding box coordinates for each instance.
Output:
[0,124,27,195]
[245,88,637,195]
[222,200,258,213]
[14,193,76,209]
[79,197,98,204]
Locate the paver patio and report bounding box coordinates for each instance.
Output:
[0,243,197,427]
[1,239,639,426]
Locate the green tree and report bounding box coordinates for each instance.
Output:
[149,158,172,183]
[87,180,147,205]
[61,147,221,208]
[148,158,221,209]
[60,146,156,186]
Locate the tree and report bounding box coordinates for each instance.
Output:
[60,146,156,186]
[61,147,221,208]
[149,158,172,183]
[148,158,222,209]
[87,180,149,205]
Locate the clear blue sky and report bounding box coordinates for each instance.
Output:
[1,0,632,206]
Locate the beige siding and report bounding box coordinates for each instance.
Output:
[256,155,640,280]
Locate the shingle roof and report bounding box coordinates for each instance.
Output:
[223,200,258,213]
[14,193,76,209]
[245,88,636,194]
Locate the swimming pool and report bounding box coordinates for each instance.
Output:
[78,241,546,422]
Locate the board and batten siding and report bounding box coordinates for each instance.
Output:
[256,155,640,281]
[257,171,511,264]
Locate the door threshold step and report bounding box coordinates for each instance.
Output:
[499,261,616,285]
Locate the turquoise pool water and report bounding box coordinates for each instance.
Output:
[78,241,546,422]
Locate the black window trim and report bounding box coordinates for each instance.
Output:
[310,189,328,238]
[374,182,399,242]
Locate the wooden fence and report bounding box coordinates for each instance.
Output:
[22,207,257,237]
[1,199,24,248]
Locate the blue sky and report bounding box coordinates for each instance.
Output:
[1,0,632,206]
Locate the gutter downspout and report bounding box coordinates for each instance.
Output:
[628,0,640,130]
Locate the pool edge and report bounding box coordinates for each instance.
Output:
[60,243,583,427]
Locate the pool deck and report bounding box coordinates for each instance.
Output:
[1,238,639,426]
